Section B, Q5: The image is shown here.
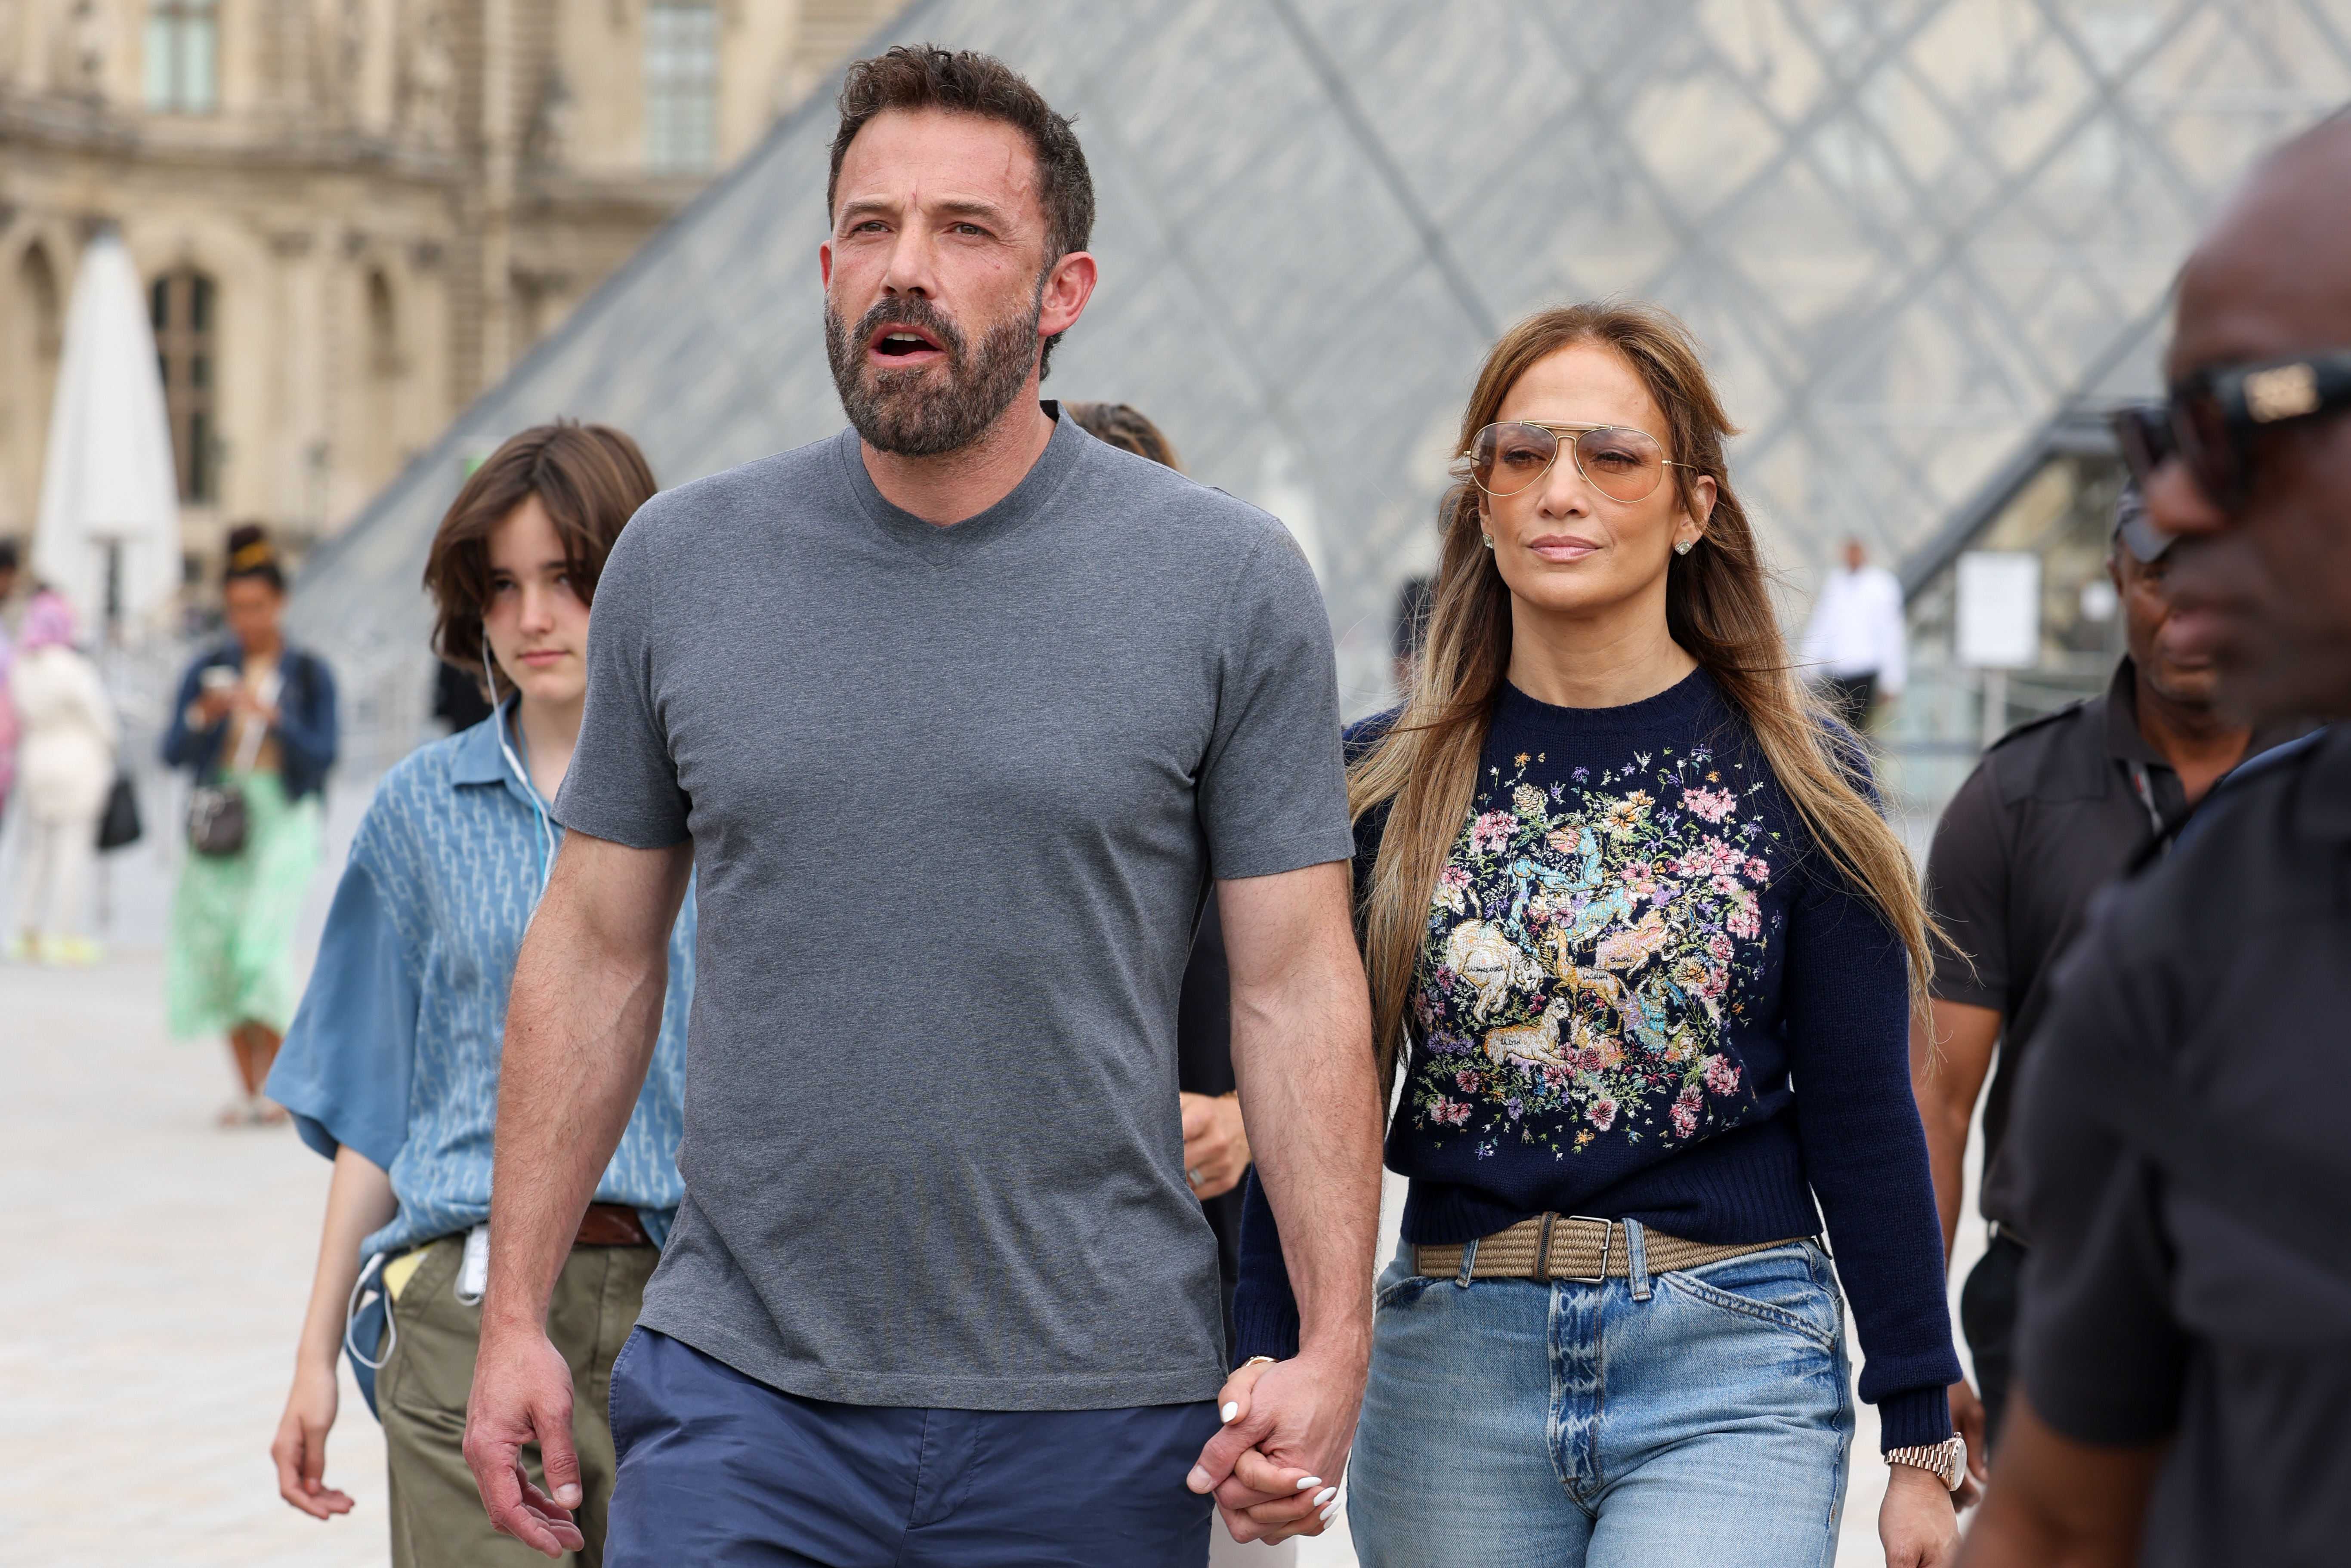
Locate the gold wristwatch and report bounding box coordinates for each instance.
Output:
[1885,1436,1968,1491]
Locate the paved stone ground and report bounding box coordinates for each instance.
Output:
[0,951,390,1567]
[0,942,1976,1568]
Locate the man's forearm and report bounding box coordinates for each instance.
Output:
[1959,1395,2162,1568]
[482,840,686,1332]
[1230,939,1382,1358]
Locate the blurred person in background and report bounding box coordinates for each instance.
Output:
[161,525,339,1126]
[0,540,20,832]
[263,423,691,1568]
[1961,112,2351,1568]
[1801,536,1906,731]
[5,589,118,965]
[1226,303,1967,1563]
[1910,481,2305,1467]
[433,658,497,734]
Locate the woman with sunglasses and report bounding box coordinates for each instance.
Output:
[1226,303,1965,1565]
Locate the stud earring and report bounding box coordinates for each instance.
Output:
[1481,534,1495,549]
[1674,538,1694,556]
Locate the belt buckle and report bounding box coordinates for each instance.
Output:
[1551,1215,1613,1283]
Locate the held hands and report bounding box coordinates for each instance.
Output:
[1179,1092,1251,1200]
[461,1320,588,1559]
[1186,1352,1365,1544]
[271,1358,355,1519]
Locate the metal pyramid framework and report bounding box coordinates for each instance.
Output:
[295,0,2351,748]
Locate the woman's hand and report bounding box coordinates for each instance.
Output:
[271,1357,355,1519]
[1880,1462,1961,1567]
[195,688,235,725]
[1180,1091,1251,1200]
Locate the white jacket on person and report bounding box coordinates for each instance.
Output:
[7,644,119,821]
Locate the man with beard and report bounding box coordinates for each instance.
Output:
[1910,482,2305,1469]
[1959,112,2351,1568]
[460,45,1382,1568]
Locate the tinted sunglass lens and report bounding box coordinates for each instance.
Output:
[1573,427,1668,502]
[1473,423,1560,497]
[2174,392,2243,508]
[2110,406,2170,483]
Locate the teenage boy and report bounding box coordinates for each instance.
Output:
[460,46,1381,1567]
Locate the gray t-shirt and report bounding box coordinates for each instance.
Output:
[555,409,1353,1411]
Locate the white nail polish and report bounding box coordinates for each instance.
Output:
[1294,1476,1321,1490]
[1320,1500,1341,1523]
[1220,1401,1239,1423]
[1313,1485,1338,1506]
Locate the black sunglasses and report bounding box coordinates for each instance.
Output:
[2111,348,2351,511]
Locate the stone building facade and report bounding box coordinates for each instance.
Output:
[0,0,900,591]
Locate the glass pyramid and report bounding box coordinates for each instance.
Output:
[293,0,2351,769]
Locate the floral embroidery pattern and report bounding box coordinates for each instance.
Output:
[1409,745,1783,1157]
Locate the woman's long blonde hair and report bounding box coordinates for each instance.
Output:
[1353,301,1933,1100]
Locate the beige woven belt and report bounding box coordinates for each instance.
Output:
[1415,1214,1812,1282]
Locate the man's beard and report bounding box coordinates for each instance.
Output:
[824,289,1041,458]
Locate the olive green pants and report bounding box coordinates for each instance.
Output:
[377,1234,659,1568]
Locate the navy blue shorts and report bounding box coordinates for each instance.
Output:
[606,1328,1221,1567]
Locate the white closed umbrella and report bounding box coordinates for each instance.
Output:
[31,230,183,636]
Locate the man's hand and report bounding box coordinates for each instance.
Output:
[1881,1463,1962,1568]
[1180,1092,1250,1200]
[1949,1380,1989,1506]
[462,1320,587,1558]
[1186,1351,1365,1543]
[270,1358,353,1519]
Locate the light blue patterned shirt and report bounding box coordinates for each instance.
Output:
[269,704,692,1261]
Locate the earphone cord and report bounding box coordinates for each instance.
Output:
[483,647,556,899]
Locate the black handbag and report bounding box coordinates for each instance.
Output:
[186,781,247,856]
[96,772,142,851]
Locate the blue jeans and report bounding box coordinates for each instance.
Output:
[1349,1233,1853,1567]
[606,1328,1221,1566]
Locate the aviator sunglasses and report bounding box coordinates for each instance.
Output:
[2111,348,2351,512]
[1469,422,1689,503]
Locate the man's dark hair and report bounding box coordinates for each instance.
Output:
[828,45,1094,377]
[0,537,18,575]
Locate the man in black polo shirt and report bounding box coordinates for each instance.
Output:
[1912,484,2303,1458]
[1959,112,2351,1567]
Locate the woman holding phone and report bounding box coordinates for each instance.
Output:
[263,423,694,1567]
[162,525,339,1124]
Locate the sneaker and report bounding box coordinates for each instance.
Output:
[39,935,102,968]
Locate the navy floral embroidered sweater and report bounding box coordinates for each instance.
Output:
[1235,672,1960,1449]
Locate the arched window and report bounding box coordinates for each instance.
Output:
[645,1,717,174]
[20,243,60,361]
[367,269,400,377]
[151,268,218,503]
[144,0,220,114]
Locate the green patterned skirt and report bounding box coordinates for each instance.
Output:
[164,769,323,1040]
